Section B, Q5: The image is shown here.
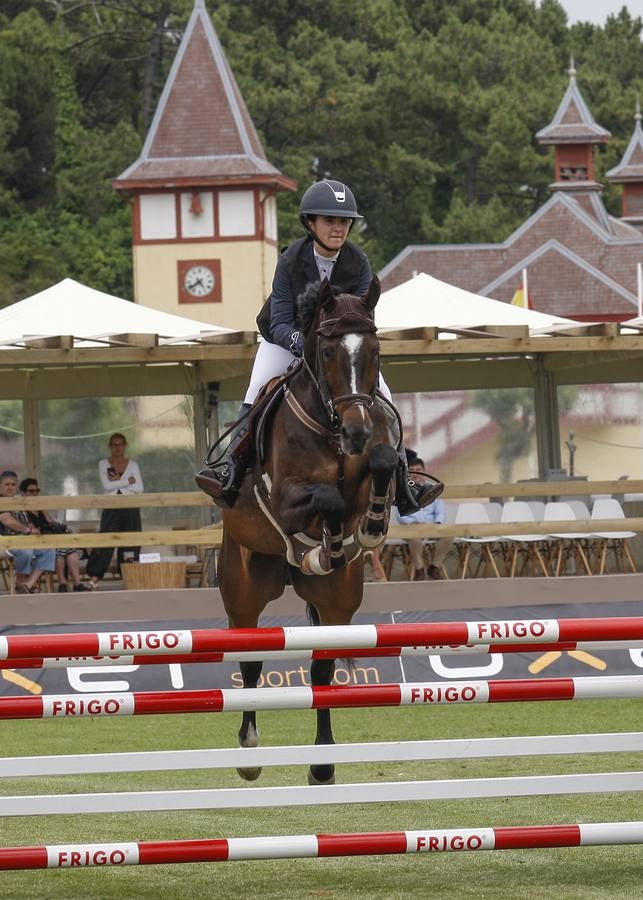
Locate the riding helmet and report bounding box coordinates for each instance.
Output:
[299,180,362,229]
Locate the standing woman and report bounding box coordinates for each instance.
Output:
[86,433,143,589]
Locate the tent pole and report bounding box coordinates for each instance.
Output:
[22,398,41,484]
[192,377,211,528]
[533,357,561,477]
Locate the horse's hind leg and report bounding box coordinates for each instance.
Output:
[293,565,365,786]
[219,534,286,782]
[237,660,262,781]
[308,656,336,785]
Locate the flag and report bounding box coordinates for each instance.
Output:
[511,269,532,309]
[511,287,528,309]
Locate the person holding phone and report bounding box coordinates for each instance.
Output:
[86,433,143,589]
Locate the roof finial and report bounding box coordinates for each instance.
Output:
[636,95,641,126]
[568,54,576,81]
[195,0,205,8]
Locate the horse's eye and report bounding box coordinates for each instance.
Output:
[322,348,334,361]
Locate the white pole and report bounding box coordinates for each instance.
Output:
[637,262,642,318]
[522,267,529,309]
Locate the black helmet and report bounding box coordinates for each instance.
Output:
[299,180,362,224]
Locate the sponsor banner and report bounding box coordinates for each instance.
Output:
[0,601,641,698]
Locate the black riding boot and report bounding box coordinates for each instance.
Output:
[394,449,443,517]
[195,403,252,509]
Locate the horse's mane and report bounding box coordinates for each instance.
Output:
[295,281,342,335]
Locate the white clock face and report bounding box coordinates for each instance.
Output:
[184,264,215,297]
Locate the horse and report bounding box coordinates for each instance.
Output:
[216,275,400,785]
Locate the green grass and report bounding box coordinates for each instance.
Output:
[0,700,641,898]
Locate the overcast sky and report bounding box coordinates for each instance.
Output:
[556,0,643,24]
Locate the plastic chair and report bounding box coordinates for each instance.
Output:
[527,500,546,521]
[499,501,549,577]
[590,498,637,574]
[454,502,501,578]
[544,501,593,576]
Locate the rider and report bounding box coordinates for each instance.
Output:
[196,179,436,515]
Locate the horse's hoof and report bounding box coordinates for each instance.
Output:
[307,767,335,786]
[237,766,263,782]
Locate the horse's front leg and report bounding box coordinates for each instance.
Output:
[358,443,398,548]
[279,482,346,576]
[301,485,345,575]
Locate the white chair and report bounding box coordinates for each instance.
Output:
[527,500,546,521]
[544,501,593,576]
[590,498,637,575]
[454,502,500,578]
[500,501,549,577]
[484,501,503,523]
[567,499,591,520]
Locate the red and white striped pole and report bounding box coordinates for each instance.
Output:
[0,638,638,670]
[0,822,641,870]
[0,675,641,720]
[0,617,642,660]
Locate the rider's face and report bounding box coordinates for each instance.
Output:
[310,216,351,256]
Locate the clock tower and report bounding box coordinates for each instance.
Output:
[113,0,295,330]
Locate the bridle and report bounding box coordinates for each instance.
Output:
[301,307,379,433]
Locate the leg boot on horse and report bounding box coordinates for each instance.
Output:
[394,447,444,516]
[195,403,252,509]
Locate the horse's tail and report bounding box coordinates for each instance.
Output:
[306,602,320,626]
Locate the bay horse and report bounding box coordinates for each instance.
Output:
[217,275,399,785]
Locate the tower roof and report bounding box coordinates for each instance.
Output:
[536,61,611,145]
[114,0,294,191]
[606,100,643,182]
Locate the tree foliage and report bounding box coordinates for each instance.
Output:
[0,0,642,302]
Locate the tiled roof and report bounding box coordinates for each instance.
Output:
[114,1,293,189]
[606,103,643,182]
[380,67,642,322]
[536,64,610,145]
[379,193,642,320]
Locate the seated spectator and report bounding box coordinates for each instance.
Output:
[0,470,55,594]
[19,478,89,592]
[396,453,451,581]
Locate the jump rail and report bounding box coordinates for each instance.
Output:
[1,637,639,669]
[3,732,642,778]
[1,675,641,720]
[1,772,640,817]
[1,617,642,659]
[1,822,642,870]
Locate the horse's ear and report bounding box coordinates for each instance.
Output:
[363,274,381,312]
[319,278,336,311]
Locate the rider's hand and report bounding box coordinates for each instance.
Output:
[289,331,304,357]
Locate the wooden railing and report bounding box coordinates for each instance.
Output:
[0,481,642,550]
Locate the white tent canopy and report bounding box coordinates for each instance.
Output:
[376,272,573,333]
[0,278,236,346]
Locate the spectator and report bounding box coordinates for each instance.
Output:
[396,453,451,581]
[19,478,89,592]
[0,470,55,594]
[86,433,143,590]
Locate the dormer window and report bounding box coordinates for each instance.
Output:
[560,166,588,182]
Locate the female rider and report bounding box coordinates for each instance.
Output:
[196,179,434,515]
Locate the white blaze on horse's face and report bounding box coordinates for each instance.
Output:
[342,333,366,422]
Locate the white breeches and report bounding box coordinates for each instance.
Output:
[244,340,393,405]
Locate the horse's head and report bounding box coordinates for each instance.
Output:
[298,275,381,455]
